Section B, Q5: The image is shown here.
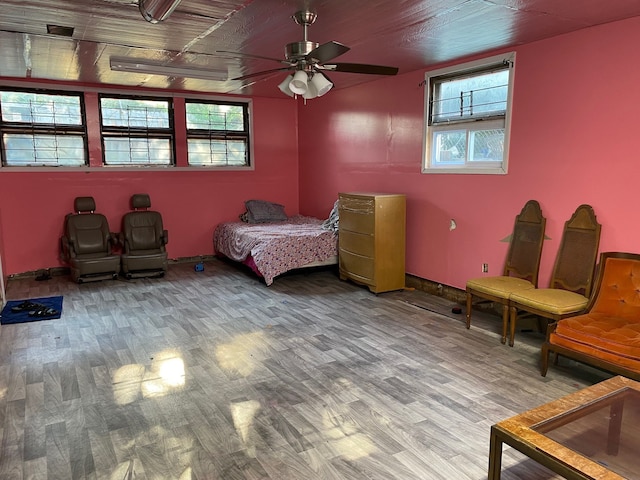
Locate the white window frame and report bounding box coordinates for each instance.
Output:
[422,52,515,175]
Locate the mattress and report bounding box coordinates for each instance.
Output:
[213,215,338,285]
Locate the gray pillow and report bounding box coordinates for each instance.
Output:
[245,200,288,223]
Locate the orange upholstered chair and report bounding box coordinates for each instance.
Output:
[541,252,640,380]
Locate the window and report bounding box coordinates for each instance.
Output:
[100,95,173,166]
[185,100,250,167]
[423,53,515,174]
[0,89,87,167]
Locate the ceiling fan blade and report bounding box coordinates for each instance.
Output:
[306,41,350,64]
[217,50,290,65]
[321,63,399,75]
[232,67,292,81]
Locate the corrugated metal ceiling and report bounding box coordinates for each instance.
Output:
[0,0,638,97]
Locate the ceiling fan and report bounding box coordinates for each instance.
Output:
[218,11,399,99]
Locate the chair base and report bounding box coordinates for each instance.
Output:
[541,340,640,381]
[74,271,119,284]
[123,269,166,280]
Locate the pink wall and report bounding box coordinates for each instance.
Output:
[298,16,640,290]
[4,15,639,286]
[0,92,299,276]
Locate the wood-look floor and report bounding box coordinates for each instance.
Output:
[0,260,611,480]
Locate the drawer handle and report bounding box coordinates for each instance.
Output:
[340,206,373,214]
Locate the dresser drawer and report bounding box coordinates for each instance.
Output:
[339,250,374,282]
[339,209,375,234]
[339,230,374,257]
[339,195,374,213]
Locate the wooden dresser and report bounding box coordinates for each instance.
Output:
[338,192,406,293]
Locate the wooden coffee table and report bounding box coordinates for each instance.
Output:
[489,375,640,479]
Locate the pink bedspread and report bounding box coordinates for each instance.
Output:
[213,216,338,285]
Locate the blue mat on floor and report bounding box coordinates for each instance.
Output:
[1,296,63,325]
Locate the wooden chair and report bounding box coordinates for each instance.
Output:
[507,205,601,346]
[541,252,640,381]
[466,200,546,344]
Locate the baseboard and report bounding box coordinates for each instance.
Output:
[404,273,497,314]
[169,254,217,265]
[9,254,219,280]
[9,263,492,316]
[405,274,467,303]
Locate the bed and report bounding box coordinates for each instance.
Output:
[213,215,338,285]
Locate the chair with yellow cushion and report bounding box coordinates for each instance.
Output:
[466,200,546,344]
[507,204,601,346]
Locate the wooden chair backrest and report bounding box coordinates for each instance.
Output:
[549,204,601,296]
[503,200,546,286]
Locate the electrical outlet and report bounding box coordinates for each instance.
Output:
[482,263,489,273]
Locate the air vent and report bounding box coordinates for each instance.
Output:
[47,25,74,37]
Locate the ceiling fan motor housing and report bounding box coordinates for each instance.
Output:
[285,41,319,62]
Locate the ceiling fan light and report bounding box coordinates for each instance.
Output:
[289,70,309,95]
[139,0,183,23]
[303,80,318,99]
[310,72,333,96]
[278,75,295,97]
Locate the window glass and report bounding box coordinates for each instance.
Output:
[432,70,509,123]
[0,90,87,166]
[101,98,169,128]
[100,96,173,165]
[103,138,172,165]
[3,134,85,166]
[186,103,245,131]
[186,101,250,167]
[0,91,82,125]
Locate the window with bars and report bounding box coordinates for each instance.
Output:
[100,95,174,166]
[185,100,250,167]
[0,89,87,167]
[423,53,515,174]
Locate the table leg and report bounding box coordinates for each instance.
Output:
[488,426,503,480]
[606,399,624,456]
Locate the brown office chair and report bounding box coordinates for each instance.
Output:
[466,200,546,344]
[60,196,120,283]
[120,194,168,279]
[507,205,601,346]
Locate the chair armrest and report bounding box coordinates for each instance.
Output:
[60,236,77,260]
[60,236,69,261]
[161,229,169,245]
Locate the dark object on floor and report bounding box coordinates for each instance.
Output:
[194,262,204,272]
[28,307,60,318]
[1,296,63,324]
[35,269,52,281]
[11,300,44,312]
[452,307,462,314]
